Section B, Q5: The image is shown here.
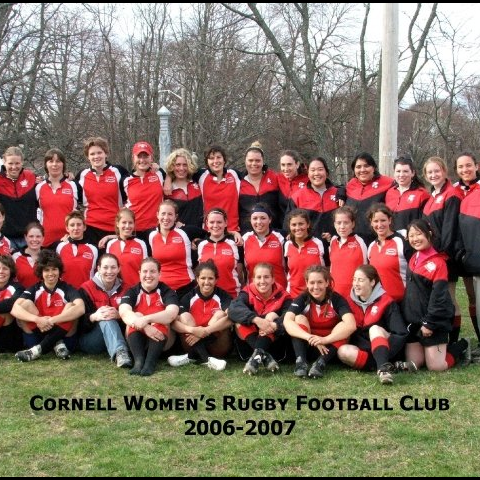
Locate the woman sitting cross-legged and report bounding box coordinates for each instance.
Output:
[337,265,413,385]
[119,257,179,376]
[78,253,132,368]
[229,262,291,375]
[13,250,85,362]
[167,259,233,371]
[284,265,356,379]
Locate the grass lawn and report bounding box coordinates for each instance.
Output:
[1,287,479,477]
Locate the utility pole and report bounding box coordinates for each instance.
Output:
[378,3,398,177]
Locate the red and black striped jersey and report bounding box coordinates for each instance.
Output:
[77,163,127,231]
[368,233,412,302]
[20,280,81,332]
[179,286,232,327]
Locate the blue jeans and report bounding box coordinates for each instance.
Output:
[78,321,127,359]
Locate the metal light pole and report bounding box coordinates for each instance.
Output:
[378,3,399,177]
[158,106,171,170]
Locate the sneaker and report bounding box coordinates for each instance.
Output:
[308,357,326,378]
[116,349,133,368]
[167,354,193,367]
[54,341,70,360]
[470,344,480,358]
[293,356,308,378]
[262,351,279,372]
[243,350,263,375]
[15,347,40,362]
[204,357,226,371]
[394,360,418,373]
[460,338,472,366]
[377,362,394,385]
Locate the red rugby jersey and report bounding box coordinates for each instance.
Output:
[149,228,195,290]
[77,164,125,231]
[106,237,148,290]
[242,230,287,287]
[20,280,81,332]
[56,239,98,288]
[329,234,367,299]
[124,170,164,231]
[36,178,79,246]
[284,237,325,297]
[197,237,240,298]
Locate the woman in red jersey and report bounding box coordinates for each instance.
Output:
[0,147,38,250]
[337,152,393,245]
[149,200,198,298]
[76,137,128,245]
[401,219,469,371]
[338,265,412,385]
[239,142,280,234]
[164,148,203,229]
[284,208,324,297]
[196,145,242,238]
[36,148,79,248]
[124,141,165,244]
[242,203,287,288]
[277,149,308,220]
[12,222,44,289]
[229,263,291,375]
[13,250,85,362]
[105,208,148,291]
[197,208,243,298]
[422,156,463,343]
[287,157,339,264]
[367,203,412,302]
[329,206,367,299]
[284,265,356,379]
[119,257,179,376]
[453,151,480,351]
[167,259,232,371]
[385,156,429,236]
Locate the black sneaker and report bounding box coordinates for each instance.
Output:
[394,360,418,373]
[262,351,279,372]
[308,357,326,378]
[294,357,308,378]
[377,362,394,385]
[243,349,263,375]
[15,348,40,362]
[54,341,70,360]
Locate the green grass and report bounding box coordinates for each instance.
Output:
[1,286,479,477]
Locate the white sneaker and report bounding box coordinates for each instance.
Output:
[167,354,192,367]
[204,356,226,371]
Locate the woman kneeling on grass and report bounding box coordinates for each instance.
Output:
[13,250,85,362]
[284,265,356,379]
[167,259,232,371]
[229,262,291,375]
[337,265,413,385]
[401,219,470,371]
[119,257,179,376]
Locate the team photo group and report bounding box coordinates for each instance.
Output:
[0,137,478,383]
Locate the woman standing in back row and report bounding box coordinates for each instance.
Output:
[76,137,128,246]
